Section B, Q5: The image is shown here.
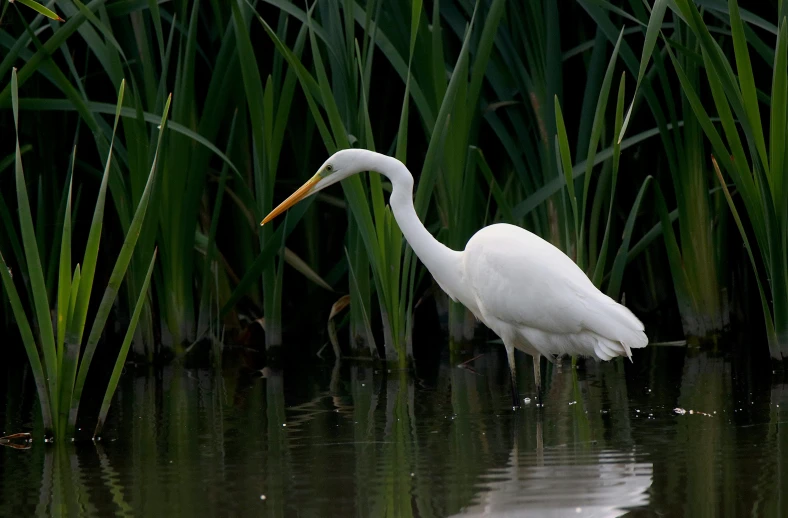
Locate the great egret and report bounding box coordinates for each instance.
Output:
[261,149,648,407]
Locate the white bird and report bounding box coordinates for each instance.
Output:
[261,149,648,407]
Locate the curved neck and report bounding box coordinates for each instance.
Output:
[362,152,465,301]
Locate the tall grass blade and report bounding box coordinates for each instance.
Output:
[652,180,695,321]
[94,248,157,438]
[711,156,776,352]
[770,21,787,210]
[67,266,81,340]
[728,0,769,172]
[0,148,30,289]
[618,0,668,143]
[57,80,125,437]
[583,29,624,268]
[554,98,578,249]
[70,80,125,346]
[14,0,64,21]
[11,68,58,420]
[68,94,172,432]
[344,246,378,358]
[0,251,53,432]
[592,72,626,287]
[607,176,652,300]
[56,167,73,369]
[474,147,514,223]
[232,0,283,346]
[197,112,237,339]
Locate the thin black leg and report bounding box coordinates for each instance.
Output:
[510,374,520,408]
[507,345,519,408]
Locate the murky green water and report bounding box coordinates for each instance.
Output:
[1,345,787,516]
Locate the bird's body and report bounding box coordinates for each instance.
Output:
[460,223,647,362]
[262,149,648,406]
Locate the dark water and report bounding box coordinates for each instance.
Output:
[1,345,787,517]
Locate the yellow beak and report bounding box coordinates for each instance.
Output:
[261,175,321,226]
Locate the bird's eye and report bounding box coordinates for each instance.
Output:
[326,164,333,173]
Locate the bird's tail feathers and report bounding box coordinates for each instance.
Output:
[590,327,648,362]
[584,296,648,360]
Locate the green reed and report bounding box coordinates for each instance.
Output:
[3,0,335,357]
[256,0,505,366]
[474,4,668,304]
[255,0,417,363]
[601,1,730,338]
[581,1,740,339]
[620,0,788,355]
[4,0,785,366]
[424,0,506,348]
[667,0,788,358]
[4,0,63,22]
[658,20,729,338]
[0,71,167,440]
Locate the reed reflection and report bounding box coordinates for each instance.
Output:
[2,348,788,516]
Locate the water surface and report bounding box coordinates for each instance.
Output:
[1,346,786,516]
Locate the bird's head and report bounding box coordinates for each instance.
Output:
[261,149,369,226]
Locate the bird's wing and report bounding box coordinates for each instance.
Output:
[464,224,643,342]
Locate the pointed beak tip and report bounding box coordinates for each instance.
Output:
[259,175,321,229]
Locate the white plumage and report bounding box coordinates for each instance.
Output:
[261,149,649,406]
[462,223,648,362]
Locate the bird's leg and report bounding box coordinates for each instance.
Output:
[506,345,519,408]
[533,353,543,403]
